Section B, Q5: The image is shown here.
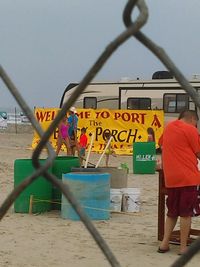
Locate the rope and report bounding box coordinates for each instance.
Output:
[31,197,141,215]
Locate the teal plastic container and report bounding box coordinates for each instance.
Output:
[52,156,80,210]
[61,172,110,220]
[133,142,156,174]
[14,159,52,213]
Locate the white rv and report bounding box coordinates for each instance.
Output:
[60,78,200,121]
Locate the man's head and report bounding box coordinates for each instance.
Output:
[81,127,87,134]
[69,106,77,114]
[178,110,199,127]
[104,132,111,140]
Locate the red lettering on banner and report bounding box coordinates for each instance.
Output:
[78,111,91,119]
[97,143,128,151]
[78,112,84,119]
[36,111,46,122]
[114,112,121,120]
[85,111,91,119]
[46,111,52,121]
[122,113,130,121]
[35,111,56,122]
[151,115,162,128]
[95,111,110,119]
[132,113,139,123]
[114,112,146,124]
[95,112,101,119]
[140,113,146,124]
[101,111,110,119]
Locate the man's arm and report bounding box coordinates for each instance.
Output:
[158,134,163,148]
[196,152,200,160]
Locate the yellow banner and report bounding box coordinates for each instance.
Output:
[32,108,164,155]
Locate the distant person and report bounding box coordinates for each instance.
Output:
[78,127,88,165]
[69,131,77,156]
[104,132,116,167]
[147,127,155,142]
[147,126,163,155]
[146,127,161,168]
[158,110,200,255]
[68,106,79,155]
[56,116,71,155]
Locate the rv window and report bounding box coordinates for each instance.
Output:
[127,98,151,110]
[163,93,189,113]
[83,97,97,109]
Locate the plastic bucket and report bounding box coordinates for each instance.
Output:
[71,167,128,189]
[121,188,141,212]
[110,188,123,212]
[61,172,110,220]
[71,167,100,173]
[52,156,80,210]
[14,159,52,213]
[98,168,128,189]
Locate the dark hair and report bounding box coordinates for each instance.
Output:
[81,127,87,133]
[178,110,199,121]
[104,132,111,140]
[70,131,75,140]
[147,127,155,141]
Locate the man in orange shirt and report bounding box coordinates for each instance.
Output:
[158,110,200,255]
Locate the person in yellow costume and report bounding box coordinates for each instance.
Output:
[104,132,116,167]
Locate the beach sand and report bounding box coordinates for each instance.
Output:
[0,130,200,267]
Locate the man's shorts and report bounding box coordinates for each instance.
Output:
[166,186,200,217]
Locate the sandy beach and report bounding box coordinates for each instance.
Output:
[0,129,200,267]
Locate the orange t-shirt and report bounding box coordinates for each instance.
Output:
[160,120,200,188]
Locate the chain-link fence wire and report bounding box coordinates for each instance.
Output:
[0,0,200,266]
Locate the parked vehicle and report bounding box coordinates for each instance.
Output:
[60,77,200,122]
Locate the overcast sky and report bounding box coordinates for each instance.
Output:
[1,0,200,109]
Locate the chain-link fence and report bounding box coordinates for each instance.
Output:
[1,1,200,266]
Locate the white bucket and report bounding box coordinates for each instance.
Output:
[110,189,123,212]
[121,188,141,212]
